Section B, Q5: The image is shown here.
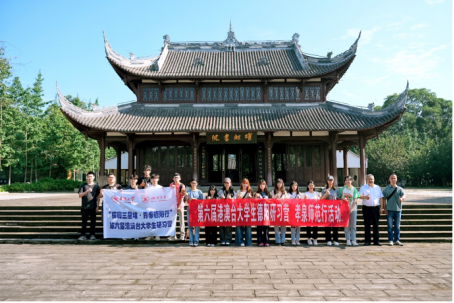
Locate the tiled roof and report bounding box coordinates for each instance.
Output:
[57,82,408,133]
[103,30,360,79]
[107,49,354,79]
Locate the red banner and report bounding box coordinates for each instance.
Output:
[188,199,350,227]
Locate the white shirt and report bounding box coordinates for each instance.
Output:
[359,184,384,207]
[149,184,163,189]
[236,190,253,199]
[287,192,304,199]
[270,190,287,199]
[304,191,320,200]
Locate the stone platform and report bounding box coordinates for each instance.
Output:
[0,243,451,301]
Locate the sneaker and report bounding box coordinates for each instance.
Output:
[145,236,152,241]
[194,243,198,247]
[225,242,230,246]
[292,241,296,246]
[394,241,403,246]
[122,238,128,241]
[327,241,332,246]
[221,242,226,246]
[240,243,245,247]
[265,243,269,247]
[89,235,96,240]
[168,236,175,241]
[78,236,87,241]
[189,243,194,246]
[180,237,185,241]
[307,239,313,245]
[134,238,139,241]
[155,236,160,241]
[334,242,339,246]
[352,241,358,246]
[313,239,318,246]
[346,240,351,246]
[259,243,264,247]
[296,241,301,246]
[211,244,215,247]
[389,241,394,246]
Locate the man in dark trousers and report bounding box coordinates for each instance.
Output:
[359,174,384,246]
[78,171,101,241]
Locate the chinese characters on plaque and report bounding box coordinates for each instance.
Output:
[207,132,257,144]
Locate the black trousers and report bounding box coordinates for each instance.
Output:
[81,208,97,236]
[306,226,318,239]
[325,227,338,242]
[257,226,269,244]
[363,205,380,243]
[205,226,218,245]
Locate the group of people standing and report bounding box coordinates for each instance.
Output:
[78,165,406,248]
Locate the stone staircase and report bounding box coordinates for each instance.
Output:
[0,204,451,244]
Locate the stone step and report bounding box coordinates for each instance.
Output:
[0,208,451,216]
[0,204,451,210]
[0,237,452,244]
[0,224,451,233]
[1,219,451,226]
[0,230,451,239]
[1,213,452,221]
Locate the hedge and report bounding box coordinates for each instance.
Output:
[0,178,84,192]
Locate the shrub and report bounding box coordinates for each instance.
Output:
[0,178,84,192]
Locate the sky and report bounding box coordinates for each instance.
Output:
[1,0,452,108]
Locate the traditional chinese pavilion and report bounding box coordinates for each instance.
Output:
[57,24,408,187]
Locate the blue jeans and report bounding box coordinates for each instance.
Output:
[187,212,200,245]
[274,226,286,244]
[344,211,357,241]
[235,226,252,246]
[291,227,301,242]
[387,210,401,242]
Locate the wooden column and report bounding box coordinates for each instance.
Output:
[329,131,338,187]
[126,134,135,178]
[115,147,122,183]
[192,133,198,181]
[343,147,349,178]
[98,133,106,177]
[325,144,330,176]
[359,134,366,186]
[266,132,273,186]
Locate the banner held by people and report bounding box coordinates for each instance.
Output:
[189,199,350,227]
[103,187,177,238]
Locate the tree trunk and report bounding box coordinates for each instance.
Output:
[24,131,27,183]
[30,163,33,184]
[8,165,11,185]
[35,156,38,182]
[73,170,76,181]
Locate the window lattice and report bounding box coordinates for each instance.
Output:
[268,87,301,101]
[304,86,321,101]
[143,87,159,102]
[163,87,195,102]
[201,87,261,102]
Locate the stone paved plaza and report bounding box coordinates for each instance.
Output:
[0,243,451,301]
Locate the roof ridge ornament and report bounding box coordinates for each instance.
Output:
[223,21,240,51]
[292,33,300,45]
[163,34,170,45]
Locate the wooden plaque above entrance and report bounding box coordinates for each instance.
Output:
[207,132,257,144]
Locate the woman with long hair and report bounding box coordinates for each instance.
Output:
[235,178,254,246]
[205,185,219,247]
[304,180,320,245]
[255,179,270,247]
[270,178,287,246]
[288,181,304,245]
[321,175,341,246]
[218,177,236,246]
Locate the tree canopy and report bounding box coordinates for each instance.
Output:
[365,88,452,186]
